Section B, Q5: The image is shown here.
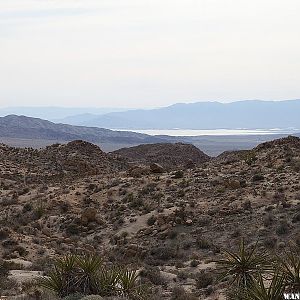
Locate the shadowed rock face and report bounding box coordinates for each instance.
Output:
[111,142,210,170]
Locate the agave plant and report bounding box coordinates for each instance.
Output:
[244,271,286,300]
[217,239,272,288]
[277,245,300,292]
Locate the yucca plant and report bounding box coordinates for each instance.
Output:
[76,254,103,294]
[277,245,300,292]
[39,255,78,297]
[217,239,272,288]
[98,266,120,296]
[118,269,146,299]
[39,253,147,299]
[244,271,286,300]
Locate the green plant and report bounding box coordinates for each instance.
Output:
[39,254,146,299]
[76,255,103,294]
[277,245,300,291]
[217,239,271,288]
[244,271,285,300]
[40,255,78,297]
[34,199,46,219]
[0,259,9,278]
[118,269,146,299]
[97,266,119,296]
[80,295,104,300]
[244,151,257,166]
[62,293,84,300]
[195,270,213,289]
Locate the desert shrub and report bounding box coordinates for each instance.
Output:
[171,286,198,300]
[150,246,177,261]
[242,200,252,211]
[244,152,257,166]
[190,260,199,268]
[196,237,210,249]
[252,174,264,182]
[177,190,185,197]
[0,196,18,206]
[80,296,104,300]
[66,223,81,235]
[168,229,178,239]
[140,266,166,286]
[0,227,10,240]
[146,215,156,226]
[62,293,84,300]
[22,203,33,212]
[263,236,277,249]
[292,212,300,223]
[195,270,214,289]
[33,200,46,219]
[276,220,290,235]
[0,259,10,277]
[263,213,275,227]
[197,215,211,227]
[172,170,184,179]
[292,159,300,172]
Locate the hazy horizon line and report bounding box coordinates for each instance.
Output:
[1,98,300,110]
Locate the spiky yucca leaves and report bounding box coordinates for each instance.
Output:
[118,269,146,299]
[277,245,300,292]
[217,239,271,288]
[39,255,78,297]
[76,255,103,294]
[98,266,120,296]
[39,253,146,299]
[244,271,286,300]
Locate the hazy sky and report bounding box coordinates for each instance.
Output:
[0,0,299,108]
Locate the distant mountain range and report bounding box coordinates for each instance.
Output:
[0,115,167,151]
[0,114,299,156]
[0,107,129,121]
[55,100,300,130]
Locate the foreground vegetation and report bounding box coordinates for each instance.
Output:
[218,240,300,300]
[39,254,146,299]
[1,240,299,299]
[1,137,300,299]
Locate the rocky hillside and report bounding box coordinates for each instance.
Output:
[0,140,127,184]
[112,143,210,170]
[0,136,299,299]
[0,114,167,145]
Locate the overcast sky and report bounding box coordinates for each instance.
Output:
[0,0,299,108]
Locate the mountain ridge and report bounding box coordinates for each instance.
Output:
[56,99,300,130]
